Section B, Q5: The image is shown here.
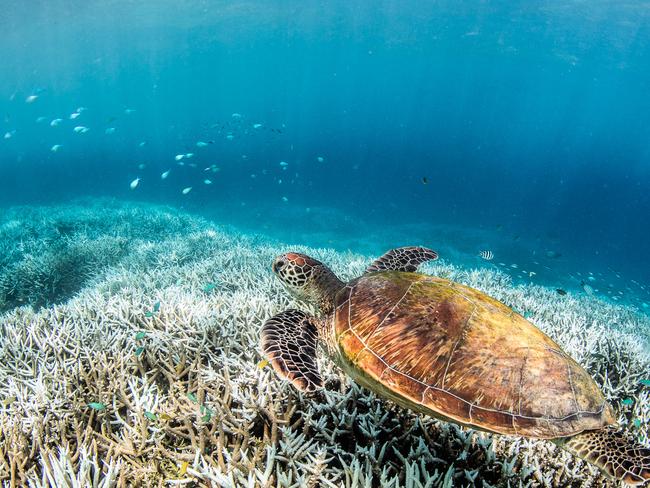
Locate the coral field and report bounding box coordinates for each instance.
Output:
[0,200,648,487]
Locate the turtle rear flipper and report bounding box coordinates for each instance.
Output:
[366,246,438,273]
[557,427,650,485]
[260,309,323,392]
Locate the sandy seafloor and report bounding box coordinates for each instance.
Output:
[0,199,649,487]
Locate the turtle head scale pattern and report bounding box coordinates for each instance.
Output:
[272,252,344,314]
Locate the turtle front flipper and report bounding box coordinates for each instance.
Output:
[556,427,650,485]
[366,246,438,273]
[260,309,323,392]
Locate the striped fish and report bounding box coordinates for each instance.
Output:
[479,250,494,261]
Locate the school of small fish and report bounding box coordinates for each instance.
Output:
[3,91,649,313]
[2,94,324,201]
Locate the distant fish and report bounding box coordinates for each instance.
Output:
[76,106,87,113]
[203,179,212,185]
[137,163,146,170]
[70,112,81,120]
[317,156,324,163]
[182,186,192,195]
[124,108,136,114]
[185,152,194,159]
[25,95,39,103]
[281,196,288,202]
[231,113,242,119]
[36,116,48,123]
[130,178,140,190]
[139,141,147,147]
[479,250,494,261]
[226,134,234,141]
[421,177,428,185]
[73,126,89,134]
[50,118,63,127]
[105,127,116,134]
[279,161,288,169]
[581,281,594,296]
[196,141,209,147]
[4,131,15,139]
[161,170,170,179]
[556,288,567,296]
[51,144,62,152]
[253,123,262,129]
[545,250,561,259]
[175,154,184,161]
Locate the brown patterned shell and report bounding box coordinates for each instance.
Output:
[334,271,616,439]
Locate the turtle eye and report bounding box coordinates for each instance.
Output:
[273,259,286,273]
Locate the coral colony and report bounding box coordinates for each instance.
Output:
[0,200,648,486]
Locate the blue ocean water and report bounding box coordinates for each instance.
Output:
[1,1,649,310]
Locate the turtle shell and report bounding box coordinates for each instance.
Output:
[333,271,615,439]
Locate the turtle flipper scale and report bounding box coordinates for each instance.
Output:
[365,246,438,273]
[260,309,323,392]
[557,426,650,485]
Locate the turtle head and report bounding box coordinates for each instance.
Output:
[272,252,344,313]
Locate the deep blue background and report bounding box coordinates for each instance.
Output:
[1,1,649,290]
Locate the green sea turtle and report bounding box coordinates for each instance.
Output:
[261,247,650,485]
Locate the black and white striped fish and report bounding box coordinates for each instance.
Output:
[479,250,494,261]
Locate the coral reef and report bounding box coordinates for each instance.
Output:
[0,200,648,487]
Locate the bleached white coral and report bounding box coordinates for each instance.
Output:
[0,200,648,487]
